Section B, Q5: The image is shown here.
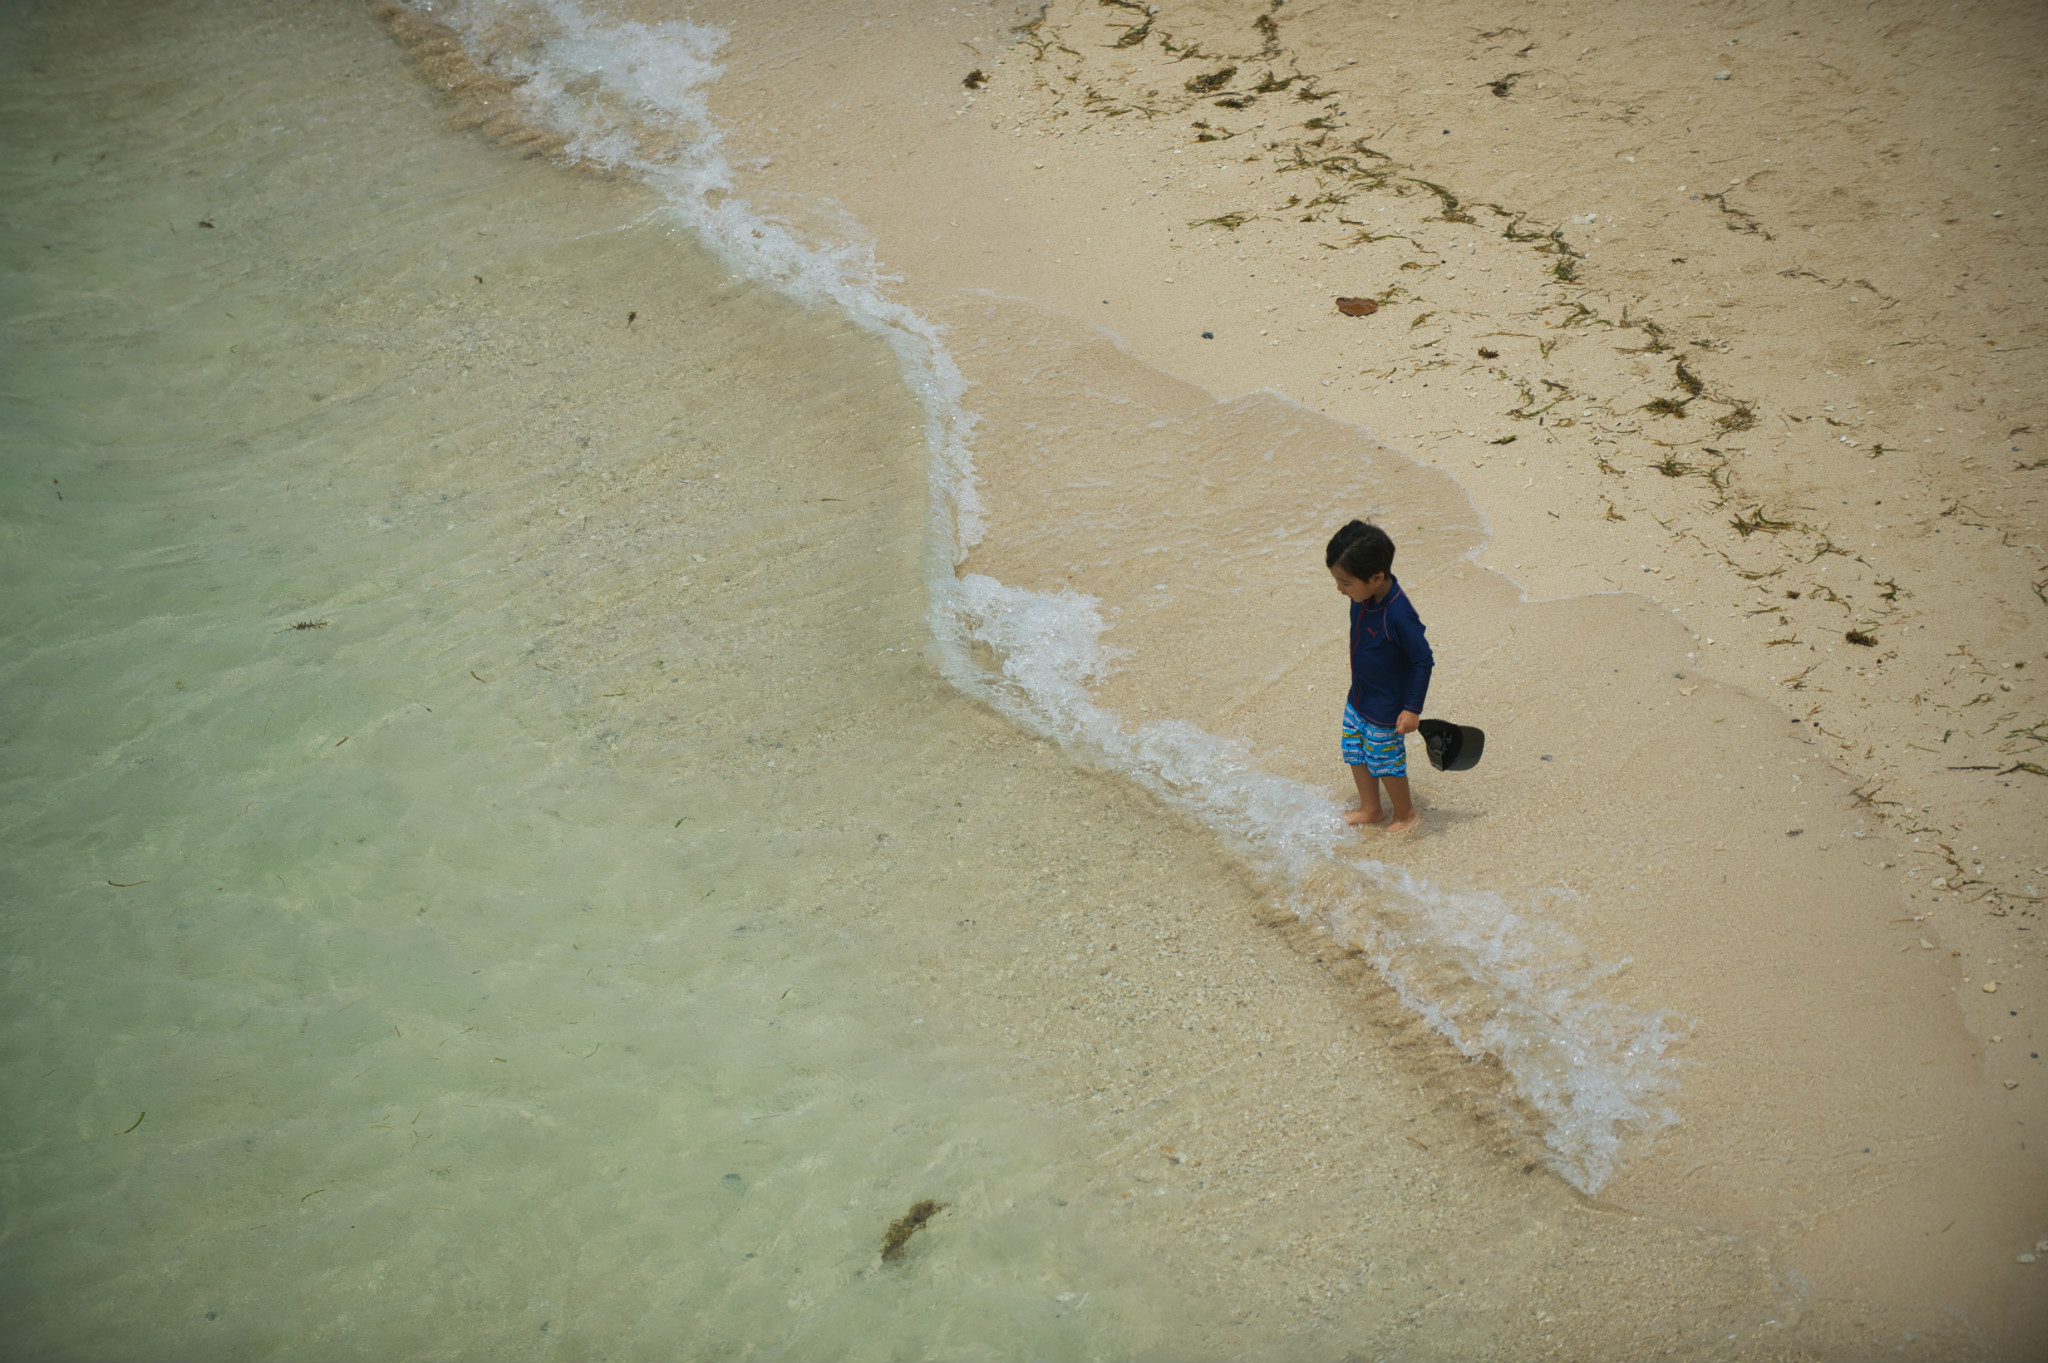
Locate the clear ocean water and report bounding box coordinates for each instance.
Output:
[0,3,1228,1354]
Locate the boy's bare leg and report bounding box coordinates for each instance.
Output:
[1344,764,1387,826]
[1381,775,1419,834]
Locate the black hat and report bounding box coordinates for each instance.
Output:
[1417,719,1484,772]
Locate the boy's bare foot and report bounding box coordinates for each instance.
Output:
[1344,806,1388,827]
[1383,810,1421,835]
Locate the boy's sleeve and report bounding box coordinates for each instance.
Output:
[1395,598,1434,715]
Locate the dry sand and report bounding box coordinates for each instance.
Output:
[379,0,2047,1354]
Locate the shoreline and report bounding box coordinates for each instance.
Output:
[373,0,2047,1352]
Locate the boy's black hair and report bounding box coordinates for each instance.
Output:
[1326,520,1395,581]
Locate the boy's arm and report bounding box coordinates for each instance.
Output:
[1395,601,1434,719]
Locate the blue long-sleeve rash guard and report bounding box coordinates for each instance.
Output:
[1348,577,1434,726]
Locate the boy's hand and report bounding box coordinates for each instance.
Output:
[1395,710,1420,735]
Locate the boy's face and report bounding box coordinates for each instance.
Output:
[1330,566,1390,602]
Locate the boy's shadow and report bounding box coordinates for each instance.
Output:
[1409,800,1484,832]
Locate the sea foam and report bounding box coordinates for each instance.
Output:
[419,0,1682,1192]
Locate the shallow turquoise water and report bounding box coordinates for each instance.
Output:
[0,2,1218,1356]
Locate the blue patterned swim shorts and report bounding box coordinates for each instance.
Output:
[1341,702,1407,777]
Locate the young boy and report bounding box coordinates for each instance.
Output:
[1325,521,1433,833]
